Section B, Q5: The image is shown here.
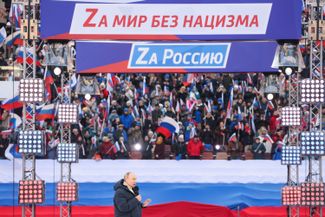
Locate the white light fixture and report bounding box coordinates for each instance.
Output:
[215,145,221,150]
[85,93,91,101]
[281,146,301,165]
[57,143,79,163]
[285,67,293,76]
[18,131,45,155]
[19,79,44,103]
[301,131,325,156]
[300,79,325,104]
[281,107,301,126]
[54,67,62,76]
[267,93,274,101]
[134,143,142,151]
[57,104,78,124]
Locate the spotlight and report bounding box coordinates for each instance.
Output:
[54,67,62,76]
[57,182,78,202]
[301,131,325,156]
[281,146,301,165]
[18,131,45,156]
[215,145,221,150]
[57,104,78,124]
[19,79,44,103]
[85,94,91,101]
[267,93,274,101]
[285,67,293,76]
[57,143,79,163]
[134,143,142,151]
[281,107,301,126]
[18,180,45,204]
[301,182,325,206]
[300,79,325,104]
[282,186,301,206]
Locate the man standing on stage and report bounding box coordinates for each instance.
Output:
[114,172,151,217]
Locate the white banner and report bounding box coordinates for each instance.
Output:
[70,3,272,35]
[1,159,321,183]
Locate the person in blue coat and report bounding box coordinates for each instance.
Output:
[120,108,134,130]
[114,172,151,217]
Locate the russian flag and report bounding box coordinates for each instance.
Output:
[106,74,114,92]
[252,97,261,109]
[1,95,23,111]
[9,113,22,129]
[267,101,275,111]
[247,74,253,85]
[183,74,195,87]
[175,100,181,113]
[16,47,41,66]
[146,102,153,113]
[228,132,237,143]
[9,3,23,29]
[251,115,256,134]
[111,74,120,86]
[186,99,196,112]
[261,134,274,144]
[113,141,120,153]
[156,116,179,139]
[4,143,22,160]
[36,104,55,121]
[44,68,55,101]
[142,76,149,96]
[70,74,77,89]
[25,105,33,120]
[4,31,21,47]
[226,87,233,119]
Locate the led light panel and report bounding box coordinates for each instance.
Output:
[300,79,325,103]
[18,180,45,204]
[281,146,301,165]
[282,186,301,206]
[301,131,325,156]
[19,79,44,103]
[18,131,45,155]
[281,107,301,126]
[57,143,79,163]
[301,182,325,206]
[57,104,78,124]
[57,182,78,202]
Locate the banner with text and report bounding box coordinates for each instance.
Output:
[76,41,278,73]
[41,0,302,40]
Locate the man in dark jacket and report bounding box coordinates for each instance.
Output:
[114,172,151,217]
[252,137,266,159]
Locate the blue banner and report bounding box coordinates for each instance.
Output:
[76,41,278,73]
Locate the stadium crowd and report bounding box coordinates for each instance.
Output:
[0,65,295,160]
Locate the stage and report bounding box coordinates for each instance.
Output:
[1,159,324,216]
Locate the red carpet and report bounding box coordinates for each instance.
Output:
[0,202,233,217]
[1,202,323,217]
[240,207,324,217]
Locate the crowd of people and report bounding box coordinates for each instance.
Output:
[0,67,297,160]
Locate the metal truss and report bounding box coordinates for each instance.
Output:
[304,1,325,216]
[305,40,324,217]
[287,73,301,217]
[58,63,74,217]
[19,0,40,215]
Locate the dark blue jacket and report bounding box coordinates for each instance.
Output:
[120,114,134,130]
[114,179,142,217]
